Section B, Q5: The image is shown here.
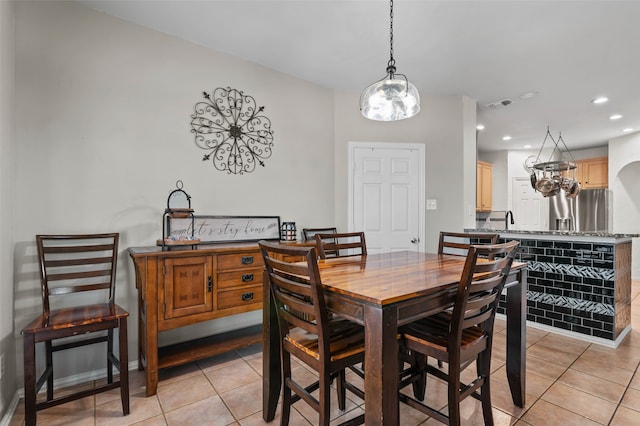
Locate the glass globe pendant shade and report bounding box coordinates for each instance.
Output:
[360,75,421,121]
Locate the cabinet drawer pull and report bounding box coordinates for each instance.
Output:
[242,273,254,282]
[241,256,254,265]
[241,292,254,301]
[207,276,212,292]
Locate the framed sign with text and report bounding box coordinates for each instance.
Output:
[168,215,281,244]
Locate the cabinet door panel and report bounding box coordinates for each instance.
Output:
[476,161,493,212]
[164,256,213,319]
[583,159,608,188]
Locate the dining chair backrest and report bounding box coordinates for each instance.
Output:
[38,233,120,315]
[315,231,367,259]
[438,231,499,259]
[303,227,338,257]
[452,240,519,342]
[302,227,337,241]
[259,241,331,356]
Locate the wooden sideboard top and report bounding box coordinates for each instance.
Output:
[127,242,265,258]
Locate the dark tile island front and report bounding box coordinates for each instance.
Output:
[467,229,638,347]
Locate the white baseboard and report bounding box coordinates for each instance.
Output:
[496,313,631,348]
[0,360,139,425]
[0,392,20,426]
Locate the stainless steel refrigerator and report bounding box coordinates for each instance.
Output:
[549,188,611,232]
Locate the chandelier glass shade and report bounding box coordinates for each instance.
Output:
[360,0,420,121]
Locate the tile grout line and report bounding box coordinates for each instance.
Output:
[607,361,640,425]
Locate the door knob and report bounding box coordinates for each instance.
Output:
[411,238,420,243]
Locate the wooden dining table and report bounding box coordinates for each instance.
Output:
[262,250,527,426]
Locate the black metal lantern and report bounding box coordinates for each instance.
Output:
[160,180,198,249]
[280,222,297,241]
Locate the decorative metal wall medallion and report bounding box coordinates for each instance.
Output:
[190,87,274,174]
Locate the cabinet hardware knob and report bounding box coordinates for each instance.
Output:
[242,273,254,282]
[241,256,254,264]
[241,292,254,301]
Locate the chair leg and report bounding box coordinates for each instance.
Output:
[107,329,114,384]
[319,372,330,426]
[448,361,462,426]
[411,353,427,401]
[45,340,53,401]
[478,352,494,426]
[118,319,130,415]
[336,369,347,411]
[281,352,292,426]
[23,334,37,426]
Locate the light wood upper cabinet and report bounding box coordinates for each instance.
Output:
[476,161,493,212]
[575,157,608,189]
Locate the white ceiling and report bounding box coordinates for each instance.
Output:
[75,0,640,152]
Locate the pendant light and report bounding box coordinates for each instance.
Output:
[360,0,420,121]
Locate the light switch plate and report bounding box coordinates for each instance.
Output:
[426,199,437,210]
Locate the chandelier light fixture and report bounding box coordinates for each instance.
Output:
[360,0,421,121]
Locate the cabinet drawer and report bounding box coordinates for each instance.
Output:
[217,285,263,310]
[217,268,263,289]
[217,251,263,270]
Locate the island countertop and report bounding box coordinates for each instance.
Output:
[466,228,639,242]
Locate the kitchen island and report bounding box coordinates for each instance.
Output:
[467,229,637,347]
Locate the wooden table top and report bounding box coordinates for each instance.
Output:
[316,251,524,306]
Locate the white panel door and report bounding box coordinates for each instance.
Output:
[512,177,549,231]
[351,144,424,254]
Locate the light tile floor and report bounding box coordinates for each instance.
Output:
[10,281,640,425]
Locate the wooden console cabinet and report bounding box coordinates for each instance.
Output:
[128,243,265,396]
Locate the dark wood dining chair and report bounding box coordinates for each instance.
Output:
[259,240,365,426]
[438,231,499,258]
[303,227,338,257]
[435,231,501,368]
[21,233,129,426]
[315,231,367,259]
[399,240,519,425]
[302,227,337,241]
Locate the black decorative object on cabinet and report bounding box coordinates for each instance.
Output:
[159,180,199,249]
[280,222,297,241]
[190,87,274,175]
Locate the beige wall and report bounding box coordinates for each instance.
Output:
[609,131,640,278]
[4,0,476,407]
[0,0,16,419]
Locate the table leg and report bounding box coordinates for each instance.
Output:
[506,269,527,407]
[262,271,280,422]
[363,304,399,426]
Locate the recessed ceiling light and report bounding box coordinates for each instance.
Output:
[610,114,623,120]
[524,145,532,148]
[502,135,512,141]
[622,128,634,133]
[476,124,485,130]
[592,96,609,104]
[519,91,539,99]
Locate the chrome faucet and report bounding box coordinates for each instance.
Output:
[505,210,515,230]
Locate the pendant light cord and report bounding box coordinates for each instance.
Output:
[387,0,396,74]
